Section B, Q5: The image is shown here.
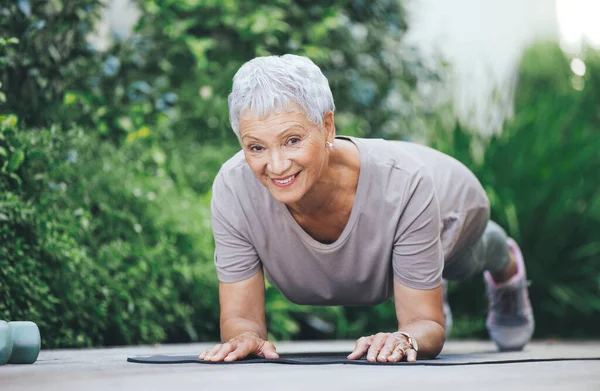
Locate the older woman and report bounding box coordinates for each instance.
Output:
[199,55,534,363]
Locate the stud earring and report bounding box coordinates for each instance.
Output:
[326,141,333,148]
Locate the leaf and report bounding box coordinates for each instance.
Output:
[8,172,22,188]
[184,37,215,69]
[152,149,166,165]
[1,115,18,128]
[8,149,25,172]
[49,45,61,62]
[64,92,77,105]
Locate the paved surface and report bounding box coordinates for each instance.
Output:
[2,340,600,391]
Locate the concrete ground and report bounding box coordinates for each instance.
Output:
[2,340,600,391]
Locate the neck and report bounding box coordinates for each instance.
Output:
[286,141,356,217]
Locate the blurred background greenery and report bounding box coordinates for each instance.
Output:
[0,0,598,348]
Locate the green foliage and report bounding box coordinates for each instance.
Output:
[61,136,216,344]
[430,42,600,339]
[129,0,437,143]
[0,118,107,347]
[3,0,437,144]
[0,0,104,127]
[0,121,224,347]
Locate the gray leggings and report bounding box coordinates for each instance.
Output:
[442,221,510,281]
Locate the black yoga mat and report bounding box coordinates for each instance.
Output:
[127,351,600,366]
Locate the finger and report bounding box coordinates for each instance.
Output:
[366,333,388,362]
[198,349,210,359]
[202,343,223,360]
[198,343,220,359]
[347,336,372,360]
[259,341,279,359]
[198,348,208,359]
[405,348,418,362]
[209,342,236,362]
[378,337,399,363]
[224,342,252,362]
[386,346,405,363]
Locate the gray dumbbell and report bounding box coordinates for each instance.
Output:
[0,320,41,365]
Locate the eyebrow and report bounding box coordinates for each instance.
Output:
[242,125,306,143]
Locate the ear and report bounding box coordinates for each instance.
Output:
[322,111,336,143]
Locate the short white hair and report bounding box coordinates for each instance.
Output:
[228,54,335,139]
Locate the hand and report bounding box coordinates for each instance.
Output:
[347,332,418,363]
[198,332,279,362]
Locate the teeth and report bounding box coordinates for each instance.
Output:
[274,175,295,184]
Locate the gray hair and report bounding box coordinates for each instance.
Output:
[228,54,335,139]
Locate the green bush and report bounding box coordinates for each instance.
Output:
[0,0,104,127]
[3,0,437,143]
[129,0,438,143]
[0,118,223,347]
[0,117,108,347]
[62,133,222,344]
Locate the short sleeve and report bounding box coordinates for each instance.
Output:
[211,173,262,283]
[392,168,443,290]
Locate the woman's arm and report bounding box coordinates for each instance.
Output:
[392,279,445,360]
[199,269,279,362]
[219,269,268,341]
[349,167,447,362]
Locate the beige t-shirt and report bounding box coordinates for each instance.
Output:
[211,136,489,306]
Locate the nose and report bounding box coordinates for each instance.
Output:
[267,148,292,176]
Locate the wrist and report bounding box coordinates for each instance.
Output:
[394,320,445,359]
[240,331,264,340]
[393,331,419,353]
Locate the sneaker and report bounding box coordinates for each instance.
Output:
[442,279,453,337]
[484,238,535,351]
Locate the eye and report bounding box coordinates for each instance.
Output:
[249,145,264,152]
[287,137,301,146]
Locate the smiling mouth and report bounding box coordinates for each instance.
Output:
[271,172,300,187]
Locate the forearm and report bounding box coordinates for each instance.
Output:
[220,316,268,342]
[398,319,445,359]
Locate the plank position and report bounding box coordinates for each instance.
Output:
[199,55,534,363]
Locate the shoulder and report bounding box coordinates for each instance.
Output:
[213,150,247,185]
[211,149,264,212]
[350,137,433,183]
[212,150,258,194]
[211,149,276,222]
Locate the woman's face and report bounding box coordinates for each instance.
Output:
[239,107,334,205]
